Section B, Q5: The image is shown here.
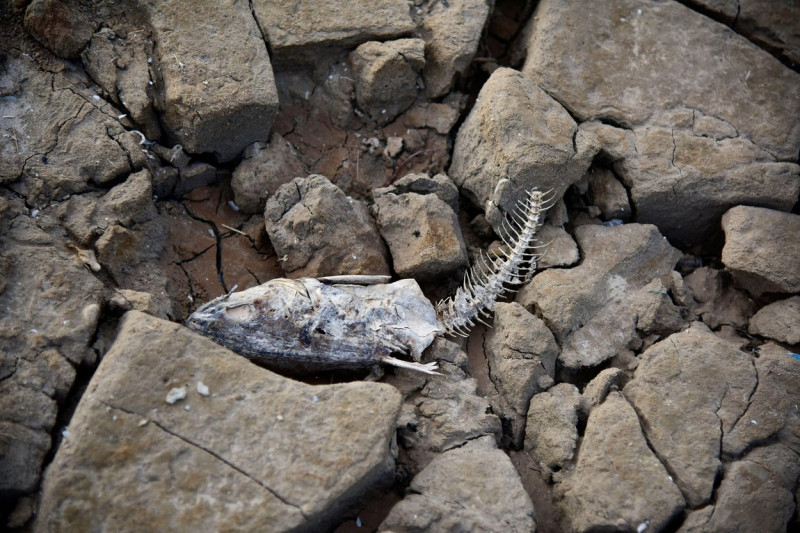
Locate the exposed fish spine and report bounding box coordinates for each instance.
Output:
[435,189,553,336]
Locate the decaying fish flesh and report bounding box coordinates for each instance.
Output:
[186,276,442,374]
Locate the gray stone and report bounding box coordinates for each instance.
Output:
[174,162,218,197]
[560,393,685,533]
[587,168,631,221]
[579,367,627,418]
[60,169,157,246]
[0,53,135,205]
[632,277,690,337]
[264,175,390,277]
[524,383,581,472]
[0,422,51,496]
[253,0,416,65]
[679,443,800,533]
[517,224,681,369]
[485,302,559,447]
[420,0,492,98]
[450,67,598,232]
[537,224,579,268]
[231,134,306,214]
[404,101,463,135]
[36,311,403,532]
[24,0,94,58]
[723,342,800,456]
[349,39,425,124]
[523,0,800,160]
[736,0,800,66]
[146,0,279,161]
[683,267,756,330]
[373,172,460,213]
[372,192,467,280]
[689,0,800,65]
[82,27,161,139]
[624,324,757,506]
[523,0,800,247]
[394,376,501,471]
[722,206,800,296]
[379,436,535,533]
[613,124,798,248]
[0,197,105,497]
[748,296,800,345]
[108,289,171,320]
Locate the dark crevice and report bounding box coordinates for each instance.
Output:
[181,202,228,293]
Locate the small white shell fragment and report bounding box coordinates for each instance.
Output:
[183,404,191,411]
[138,419,149,427]
[165,386,187,404]
[312,395,319,403]
[356,517,362,528]
[637,519,650,533]
[61,428,69,439]
[197,382,210,396]
[227,200,240,211]
[276,415,284,422]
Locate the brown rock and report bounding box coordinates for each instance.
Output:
[94,224,142,284]
[722,342,800,456]
[450,68,598,231]
[748,296,800,345]
[253,0,415,65]
[524,383,581,472]
[147,1,279,161]
[0,422,51,496]
[579,367,627,417]
[537,224,579,268]
[616,126,799,248]
[523,0,800,247]
[23,0,94,58]
[523,0,800,160]
[684,266,757,329]
[374,172,460,213]
[587,168,631,221]
[82,27,161,139]
[231,134,306,214]
[518,223,682,369]
[349,39,425,124]
[0,53,134,204]
[36,311,403,532]
[264,175,390,277]
[394,376,501,471]
[485,302,559,447]
[379,436,535,532]
[420,0,492,98]
[561,393,685,532]
[692,0,800,65]
[372,192,467,280]
[624,324,757,506]
[721,206,800,295]
[679,443,800,533]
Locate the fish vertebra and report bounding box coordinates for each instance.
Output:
[435,189,553,336]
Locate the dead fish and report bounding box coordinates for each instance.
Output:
[186,275,442,375]
[187,188,553,376]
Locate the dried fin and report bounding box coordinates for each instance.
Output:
[381,355,441,375]
[436,189,553,337]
